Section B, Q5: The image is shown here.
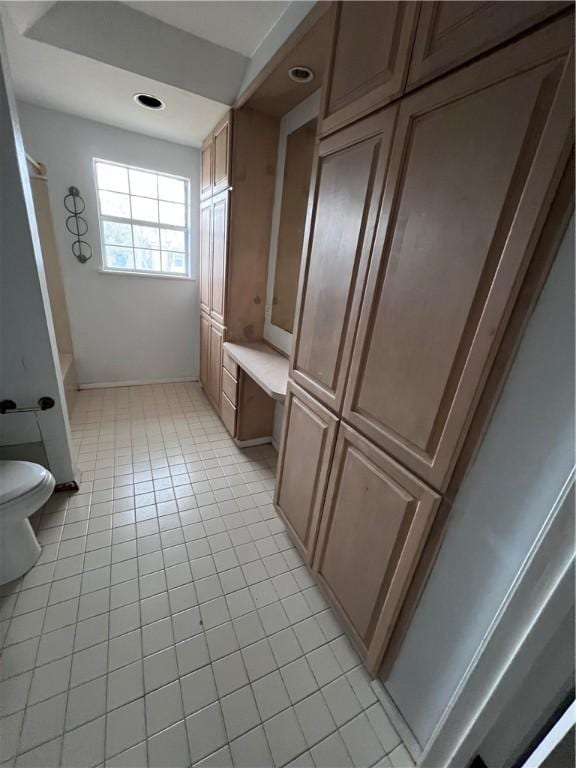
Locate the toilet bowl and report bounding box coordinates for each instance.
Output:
[0,460,55,585]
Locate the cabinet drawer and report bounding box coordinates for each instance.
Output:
[221,393,236,437]
[313,423,440,672]
[222,367,238,406]
[223,349,239,379]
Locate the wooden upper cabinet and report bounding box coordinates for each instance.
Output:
[408,1,570,90]
[344,17,574,491]
[208,321,224,410]
[321,1,418,135]
[200,312,210,390]
[213,114,232,194]
[313,424,440,672]
[199,199,212,315]
[291,107,397,413]
[201,138,212,199]
[275,383,338,562]
[211,190,229,325]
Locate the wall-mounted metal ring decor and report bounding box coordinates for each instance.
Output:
[64,186,92,263]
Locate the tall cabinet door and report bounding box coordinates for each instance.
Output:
[199,199,212,316]
[208,321,224,410]
[200,312,210,390]
[344,18,574,491]
[313,424,440,672]
[322,1,418,135]
[211,190,229,326]
[291,107,397,413]
[407,1,570,91]
[213,114,231,195]
[201,137,212,199]
[275,383,338,562]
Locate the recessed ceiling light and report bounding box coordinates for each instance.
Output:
[288,66,314,84]
[134,93,165,110]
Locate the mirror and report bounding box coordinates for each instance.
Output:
[271,117,317,333]
[265,91,320,354]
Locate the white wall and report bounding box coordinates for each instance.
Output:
[0,32,76,483]
[384,218,575,747]
[18,102,200,386]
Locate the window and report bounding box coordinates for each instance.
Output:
[94,159,190,277]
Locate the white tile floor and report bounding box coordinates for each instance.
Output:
[0,383,415,768]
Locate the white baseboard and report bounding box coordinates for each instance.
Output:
[371,679,422,762]
[234,436,273,448]
[78,377,198,389]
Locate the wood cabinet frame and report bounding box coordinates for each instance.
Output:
[407,1,571,92]
[274,382,338,562]
[320,1,419,136]
[290,107,398,413]
[313,423,441,672]
[343,18,574,491]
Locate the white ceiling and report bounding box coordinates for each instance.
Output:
[125,1,290,57]
[2,14,228,147]
[1,0,297,147]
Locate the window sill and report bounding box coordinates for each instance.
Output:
[98,268,195,282]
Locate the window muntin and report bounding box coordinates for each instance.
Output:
[95,159,189,277]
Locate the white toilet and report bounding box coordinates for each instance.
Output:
[0,460,55,585]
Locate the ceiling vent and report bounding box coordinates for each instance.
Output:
[134,93,165,110]
[288,66,314,84]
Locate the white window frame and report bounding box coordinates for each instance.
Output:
[93,158,191,279]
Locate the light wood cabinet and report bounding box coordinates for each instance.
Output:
[208,321,224,410]
[213,114,231,194]
[211,190,229,325]
[201,137,212,199]
[321,1,418,135]
[291,107,397,412]
[407,1,570,91]
[344,16,574,490]
[275,383,338,561]
[221,392,237,437]
[199,199,212,315]
[200,312,210,390]
[313,423,440,672]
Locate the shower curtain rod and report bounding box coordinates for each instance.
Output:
[26,152,47,176]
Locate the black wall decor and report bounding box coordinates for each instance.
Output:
[64,186,92,263]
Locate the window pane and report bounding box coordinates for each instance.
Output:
[103,220,132,246]
[135,249,161,272]
[163,251,186,274]
[133,224,160,249]
[129,169,157,198]
[99,191,130,218]
[96,162,128,193]
[131,196,158,223]
[105,245,134,270]
[158,176,185,203]
[159,201,185,226]
[160,228,185,252]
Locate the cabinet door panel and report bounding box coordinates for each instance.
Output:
[213,115,231,194]
[200,312,210,391]
[408,1,570,90]
[275,383,338,561]
[344,18,574,490]
[322,2,418,135]
[314,424,440,671]
[200,199,212,315]
[291,108,397,412]
[211,190,229,325]
[201,138,212,199]
[208,321,224,410]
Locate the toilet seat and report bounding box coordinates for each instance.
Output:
[0,460,55,519]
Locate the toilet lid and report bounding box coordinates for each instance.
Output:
[0,461,50,504]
